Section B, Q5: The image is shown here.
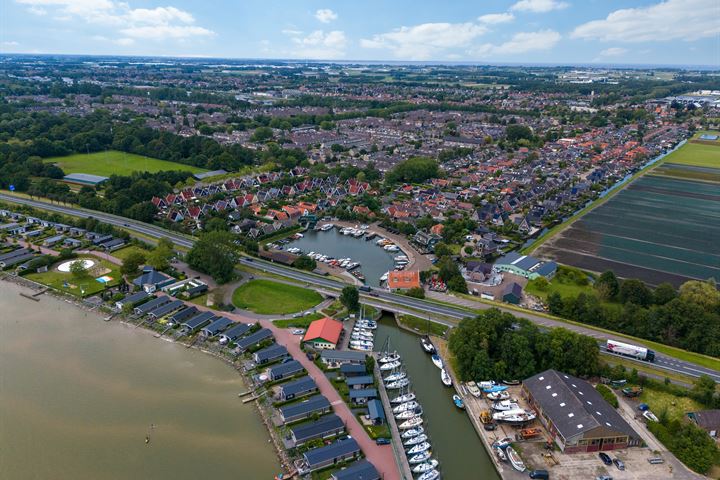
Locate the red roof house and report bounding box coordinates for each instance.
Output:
[303,317,343,349]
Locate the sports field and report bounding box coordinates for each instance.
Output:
[659,140,720,169]
[45,150,208,176]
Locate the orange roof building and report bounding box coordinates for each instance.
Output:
[303,317,343,349]
[387,271,421,291]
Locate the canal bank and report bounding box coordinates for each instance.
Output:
[374,314,501,480]
[0,279,281,480]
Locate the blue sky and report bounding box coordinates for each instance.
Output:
[1,0,718,65]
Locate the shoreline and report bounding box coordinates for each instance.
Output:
[1,273,292,476]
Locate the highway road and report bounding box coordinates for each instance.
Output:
[2,192,718,383]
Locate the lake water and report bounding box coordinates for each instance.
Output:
[0,281,280,480]
[287,229,399,286]
[374,315,500,480]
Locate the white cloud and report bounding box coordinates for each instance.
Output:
[15,0,214,40]
[478,13,515,24]
[282,29,303,36]
[27,5,47,15]
[292,30,347,59]
[361,22,488,60]
[572,0,719,42]
[511,0,569,13]
[314,8,337,24]
[2,40,21,46]
[113,37,134,46]
[599,47,627,57]
[474,30,561,56]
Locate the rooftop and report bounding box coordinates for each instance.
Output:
[304,317,343,345]
[387,270,421,290]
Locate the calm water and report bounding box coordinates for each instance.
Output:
[288,229,399,286]
[0,282,279,480]
[374,315,500,480]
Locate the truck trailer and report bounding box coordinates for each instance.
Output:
[606,340,655,362]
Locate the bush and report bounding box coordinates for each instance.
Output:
[405,287,425,299]
[595,384,619,408]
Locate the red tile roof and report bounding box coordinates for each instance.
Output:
[387,271,421,290]
[303,317,343,345]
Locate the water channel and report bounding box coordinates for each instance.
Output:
[374,314,500,480]
[287,228,399,286]
[0,281,280,480]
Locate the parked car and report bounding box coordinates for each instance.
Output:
[599,452,612,465]
[613,458,625,471]
[483,422,497,431]
[529,469,549,479]
[291,328,306,335]
[375,437,391,445]
[595,476,613,480]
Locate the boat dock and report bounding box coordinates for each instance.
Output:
[374,359,414,480]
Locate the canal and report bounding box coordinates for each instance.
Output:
[287,228,399,286]
[0,281,280,480]
[374,314,500,480]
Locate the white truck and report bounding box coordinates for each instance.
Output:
[606,340,655,362]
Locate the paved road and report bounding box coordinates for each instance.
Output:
[3,192,717,383]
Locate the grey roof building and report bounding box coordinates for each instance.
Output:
[115,291,150,310]
[290,414,345,446]
[279,394,331,423]
[320,350,367,366]
[269,360,304,381]
[278,375,317,401]
[524,369,641,454]
[302,437,361,473]
[346,375,374,389]
[201,316,233,337]
[146,299,184,320]
[253,344,289,364]
[167,306,199,325]
[349,388,378,404]
[331,460,380,480]
[134,296,171,315]
[367,399,385,425]
[181,311,216,333]
[339,364,367,377]
[132,267,175,293]
[219,322,252,344]
[236,328,273,351]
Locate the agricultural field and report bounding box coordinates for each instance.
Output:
[536,141,720,287]
[45,150,208,177]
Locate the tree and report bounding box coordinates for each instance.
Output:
[595,270,619,300]
[385,157,440,184]
[292,255,317,271]
[679,280,720,308]
[653,282,677,305]
[619,279,652,307]
[186,231,238,283]
[447,275,468,294]
[250,126,273,142]
[340,286,359,312]
[146,244,172,271]
[405,287,425,299]
[70,260,89,279]
[204,217,229,232]
[120,251,146,276]
[365,355,375,373]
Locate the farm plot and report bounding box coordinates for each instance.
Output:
[45,150,208,177]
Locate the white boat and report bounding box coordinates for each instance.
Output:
[417,469,440,480]
[353,328,373,336]
[351,334,373,342]
[384,244,400,252]
[494,447,507,462]
[349,344,373,352]
[440,368,452,387]
[398,416,423,429]
[401,426,424,439]
[393,401,420,414]
[492,400,519,411]
[394,255,408,261]
[392,392,417,404]
[320,224,333,231]
[386,378,410,389]
[466,382,482,398]
[431,354,443,369]
[403,433,428,446]
[506,446,526,472]
[395,409,422,420]
[412,459,439,474]
[380,272,389,282]
[492,408,537,424]
[420,336,436,354]
[643,410,659,422]
[380,360,401,371]
[379,352,401,364]
[356,321,377,329]
[486,390,510,401]
[384,371,407,383]
[407,450,431,464]
[351,340,373,348]
[406,442,431,455]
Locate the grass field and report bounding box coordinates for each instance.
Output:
[232,280,323,314]
[397,314,448,336]
[272,313,324,328]
[111,245,152,262]
[25,256,121,297]
[639,388,703,422]
[659,140,720,168]
[45,150,208,176]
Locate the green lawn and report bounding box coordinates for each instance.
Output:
[45,150,208,176]
[272,313,324,328]
[232,280,323,314]
[25,256,121,297]
[659,139,720,169]
[639,387,703,422]
[398,314,448,336]
[111,245,152,262]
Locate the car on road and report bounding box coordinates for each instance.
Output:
[599,452,612,465]
[613,458,625,471]
[291,329,306,335]
[369,292,379,297]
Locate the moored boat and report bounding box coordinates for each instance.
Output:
[486,390,510,401]
[440,368,452,387]
[398,416,424,429]
[492,400,519,411]
[417,469,440,480]
[407,450,432,464]
[420,335,436,354]
[412,459,439,473]
[378,352,401,364]
[431,354,443,369]
[452,394,465,409]
[380,360,401,371]
[401,425,424,438]
[386,378,410,389]
[391,392,416,404]
[384,371,407,383]
[406,442,431,455]
[492,408,537,424]
[395,408,422,420]
[393,400,420,414]
[404,433,428,446]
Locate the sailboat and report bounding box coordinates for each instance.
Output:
[420,335,436,354]
[398,416,424,429]
[406,442,431,455]
[384,371,407,383]
[404,433,428,446]
[378,352,401,364]
[386,378,410,389]
[395,408,423,420]
[431,354,443,369]
[440,368,452,387]
[401,426,424,438]
[506,446,526,472]
[393,401,420,414]
[407,450,432,464]
[391,390,416,404]
[417,469,440,480]
[380,360,402,371]
[412,459,439,473]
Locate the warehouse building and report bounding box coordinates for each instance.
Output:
[494,252,557,280]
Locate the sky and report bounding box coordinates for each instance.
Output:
[1,0,719,66]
